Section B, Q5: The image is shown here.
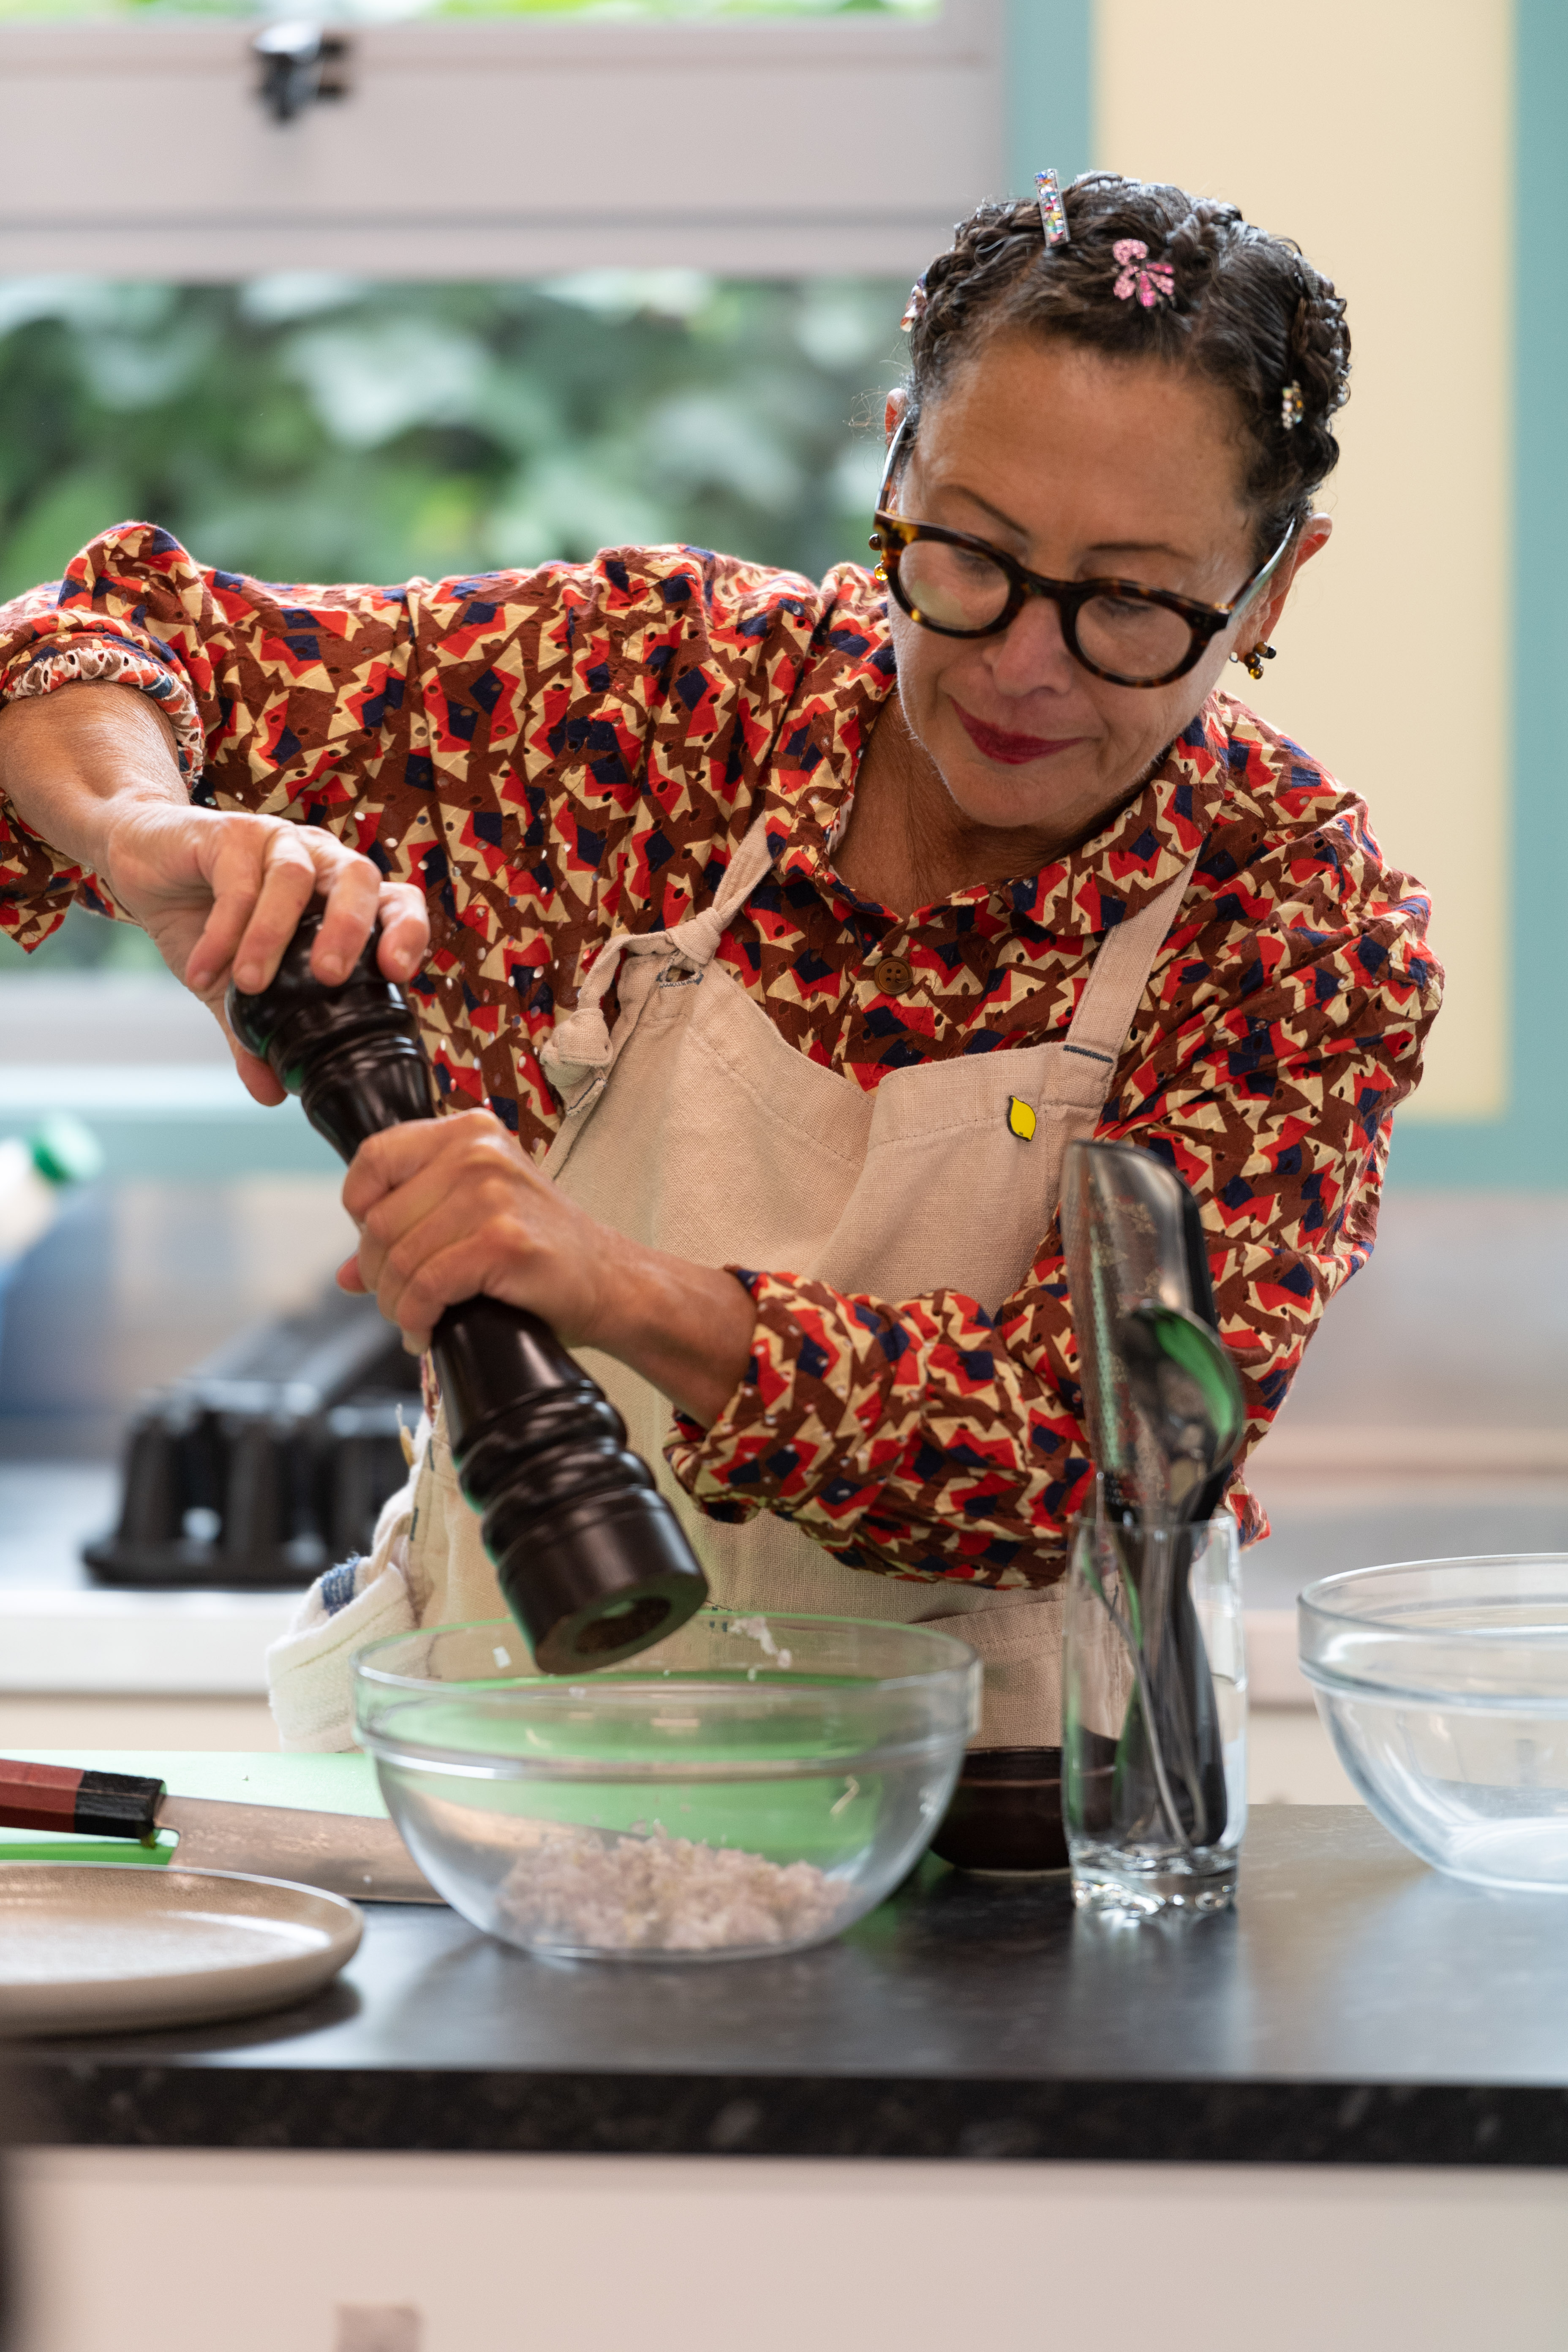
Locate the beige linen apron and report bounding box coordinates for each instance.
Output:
[403,814,1197,1748]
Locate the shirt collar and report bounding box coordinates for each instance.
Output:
[762,570,1230,937]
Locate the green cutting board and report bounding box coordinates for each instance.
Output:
[0,1750,386,1869]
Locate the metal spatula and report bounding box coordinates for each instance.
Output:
[1118,1302,1247,1522]
[0,1758,441,1904]
[1060,1138,1201,1521]
[1060,1142,1239,1848]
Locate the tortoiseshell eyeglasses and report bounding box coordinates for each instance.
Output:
[869,508,1293,690]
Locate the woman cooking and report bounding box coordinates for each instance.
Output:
[0,173,1440,1761]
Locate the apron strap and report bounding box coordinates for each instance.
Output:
[540,810,778,1109]
[1059,849,1201,1076]
[544,822,1197,1125]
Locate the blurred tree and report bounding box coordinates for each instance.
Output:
[0,272,904,971]
[0,275,904,596]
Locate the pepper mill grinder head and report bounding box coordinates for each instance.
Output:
[226,906,436,1156]
[228,908,710,1672]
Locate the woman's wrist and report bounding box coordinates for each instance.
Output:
[585,1229,757,1429]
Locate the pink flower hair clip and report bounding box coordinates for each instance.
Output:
[1112,239,1175,309]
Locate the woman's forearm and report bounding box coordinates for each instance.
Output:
[0,678,427,1007]
[586,1231,758,1429]
[341,1110,758,1429]
[0,682,185,874]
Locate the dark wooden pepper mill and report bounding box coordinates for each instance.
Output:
[227,908,710,1672]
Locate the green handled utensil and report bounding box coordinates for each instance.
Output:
[0,1758,440,1903]
[1061,1143,1247,1850]
[1117,1302,1247,1522]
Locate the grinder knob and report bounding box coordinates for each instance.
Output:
[228,909,709,1672]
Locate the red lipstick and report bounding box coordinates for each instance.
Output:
[952,700,1082,766]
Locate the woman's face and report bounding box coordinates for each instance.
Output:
[882,334,1320,853]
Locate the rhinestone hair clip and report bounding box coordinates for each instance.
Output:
[1035,169,1070,248]
[1280,379,1305,430]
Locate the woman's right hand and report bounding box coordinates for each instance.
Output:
[108,796,430,1102]
[0,680,429,1104]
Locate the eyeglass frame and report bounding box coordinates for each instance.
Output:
[871,414,1294,690]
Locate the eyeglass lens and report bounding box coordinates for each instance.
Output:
[896,538,1197,683]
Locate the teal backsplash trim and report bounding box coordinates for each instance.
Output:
[1005,0,1092,198]
[1393,0,1560,1190]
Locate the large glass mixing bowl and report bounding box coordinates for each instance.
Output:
[1299,1555,1568,1891]
[355,1610,980,1959]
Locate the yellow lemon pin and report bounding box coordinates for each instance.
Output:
[1006,1095,1037,1142]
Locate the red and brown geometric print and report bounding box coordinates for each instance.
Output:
[0,525,1442,1586]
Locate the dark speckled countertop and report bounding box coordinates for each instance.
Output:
[16,1805,1568,2168]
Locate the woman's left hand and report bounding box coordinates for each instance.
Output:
[338,1110,614,1352]
[336,1108,757,1427]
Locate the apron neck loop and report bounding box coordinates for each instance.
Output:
[664,811,778,969]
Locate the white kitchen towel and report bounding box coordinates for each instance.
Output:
[266,1438,424,1752]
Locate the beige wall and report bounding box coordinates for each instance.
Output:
[1095,0,1513,1120]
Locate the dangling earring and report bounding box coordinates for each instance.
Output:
[1230,642,1276,683]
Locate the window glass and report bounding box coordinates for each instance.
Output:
[0,271,904,975]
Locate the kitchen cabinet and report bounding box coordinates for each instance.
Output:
[9,1802,1568,2351]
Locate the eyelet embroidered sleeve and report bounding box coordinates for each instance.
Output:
[0,553,210,948]
[0,523,443,954]
[0,527,860,1122]
[3,629,206,779]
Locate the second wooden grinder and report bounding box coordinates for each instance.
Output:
[227,909,710,1672]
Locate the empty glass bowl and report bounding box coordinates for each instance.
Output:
[1299,1555,1568,1891]
[355,1610,980,1959]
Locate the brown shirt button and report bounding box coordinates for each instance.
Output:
[870,953,913,996]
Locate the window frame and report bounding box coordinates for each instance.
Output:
[0,0,1005,278]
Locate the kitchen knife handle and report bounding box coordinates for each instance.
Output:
[0,1759,165,1841]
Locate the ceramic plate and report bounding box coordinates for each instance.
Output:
[0,1863,362,2037]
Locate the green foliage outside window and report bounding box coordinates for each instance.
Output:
[0,271,905,974]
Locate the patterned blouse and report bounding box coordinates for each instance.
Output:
[0,524,1442,1588]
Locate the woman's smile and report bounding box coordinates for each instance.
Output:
[950,697,1086,766]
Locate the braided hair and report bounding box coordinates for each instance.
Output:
[901,173,1351,562]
